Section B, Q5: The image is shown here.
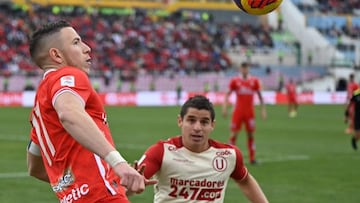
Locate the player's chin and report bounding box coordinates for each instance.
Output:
[81,66,91,74]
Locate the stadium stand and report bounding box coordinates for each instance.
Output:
[0,0,333,92]
[291,0,360,66]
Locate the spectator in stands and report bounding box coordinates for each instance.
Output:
[203,81,210,93]
[213,79,219,92]
[176,80,182,105]
[149,78,156,91]
[24,76,35,91]
[116,77,123,92]
[277,73,284,92]
[277,49,284,64]
[0,4,275,92]
[2,71,10,92]
[307,49,313,65]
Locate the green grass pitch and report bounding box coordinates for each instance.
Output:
[0,104,359,203]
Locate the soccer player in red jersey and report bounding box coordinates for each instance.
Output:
[285,78,298,118]
[26,20,155,203]
[345,88,360,150]
[345,73,359,134]
[137,95,269,203]
[222,62,266,164]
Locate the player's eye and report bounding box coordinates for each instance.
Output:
[188,118,196,123]
[201,120,210,125]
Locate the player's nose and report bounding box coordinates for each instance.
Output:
[193,121,202,130]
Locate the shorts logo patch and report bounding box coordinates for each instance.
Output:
[60,76,75,87]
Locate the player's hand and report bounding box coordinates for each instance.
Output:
[132,160,158,186]
[261,107,267,120]
[112,162,146,194]
[345,110,349,117]
[222,108,228,118]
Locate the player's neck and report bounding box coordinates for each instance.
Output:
[42,65,60,72]
[240,74,249,79]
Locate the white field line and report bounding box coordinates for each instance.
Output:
[0,134,28,142]
[0,134,149,149]
[259,155,310,163]
[0,155,310,179]
[0,172,28,179]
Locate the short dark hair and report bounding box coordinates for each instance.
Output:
[241,62,249,68]
[180,95,215,121]
[349,73,355,80]
[29,20,71,65]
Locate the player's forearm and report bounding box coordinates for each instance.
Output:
[55,93,127,166]
[237,174,269,203]
[59,108,116,159]
[27,152,50,183]
[222,93,230,110]
[31,171,50,182]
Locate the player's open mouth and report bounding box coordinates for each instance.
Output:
[191,135,203,141]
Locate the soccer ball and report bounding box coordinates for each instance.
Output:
[233,0,283,15]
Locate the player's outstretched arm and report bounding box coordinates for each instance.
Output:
[112,162,147,194]
[257,91,267,120]
[125,161,158,196]
[235,173,269,203]
[26,142,50,183]
[222,91,231,118]
[54,92,147,194]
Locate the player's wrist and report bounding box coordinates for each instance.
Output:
[104,151,127,167]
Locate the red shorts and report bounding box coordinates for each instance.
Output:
[231,113,255,133]
[288,96,297,104]
[288,94,297,104]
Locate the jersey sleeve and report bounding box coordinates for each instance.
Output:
[138,141,164,179]
[254,77,261,91]
[50,68,92,107]
[229,78,236,91]
[29,127,39,145]
[230,146,248,181]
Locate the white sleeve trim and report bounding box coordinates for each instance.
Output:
[52,88,86,107]
[27,141,41,156]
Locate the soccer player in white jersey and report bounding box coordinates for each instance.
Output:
[137,95,269,203]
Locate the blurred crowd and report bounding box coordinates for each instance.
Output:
[295,0,360,39]
[2,0,355,92]
[0,3,274,83]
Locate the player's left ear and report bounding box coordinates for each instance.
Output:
[49,48,63,64]
[211,120,215,130]
[177,115,183,127]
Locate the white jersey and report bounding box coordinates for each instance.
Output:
[138,136,248,203]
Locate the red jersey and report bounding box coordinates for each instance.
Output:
[347,81,359,100]
[228,75,261,117]
[29,67,127,202]
[286,82,297,103]
[138,136,248,203]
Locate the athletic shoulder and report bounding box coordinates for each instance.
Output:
[209,139,239,151]
[145,136,182,152]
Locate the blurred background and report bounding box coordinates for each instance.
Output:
[0,0,359,96]
[1,1,360,202]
